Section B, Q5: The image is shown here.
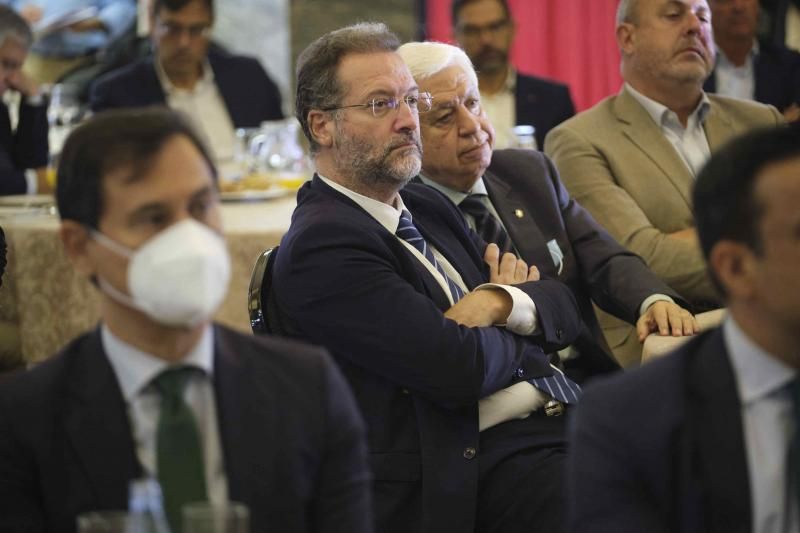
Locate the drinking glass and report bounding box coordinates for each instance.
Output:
[182,502,249,533]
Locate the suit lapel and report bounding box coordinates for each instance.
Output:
[614,89,695,208]
[212,327,250,505]
[64,330,141,508]
[702,103,735,153]
[686,329,751,533]
[482,170,554,273]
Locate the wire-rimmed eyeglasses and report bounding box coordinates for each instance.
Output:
[322,93,434,118]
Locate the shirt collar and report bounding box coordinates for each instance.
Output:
[624,83,711,129]
[155,57,215,96]
[417,174,488,205]
[724,316,796,405]
[102,323,215,403]
[716,39,760,69]
[317,173,407,233]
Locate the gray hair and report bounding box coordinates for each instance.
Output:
[616,0,640,26]
[294,22,401,154]
[397,41,478,89]
[0,5,32,50]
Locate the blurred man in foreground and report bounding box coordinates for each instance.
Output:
[0,108,371,533]
[569,124,800,533]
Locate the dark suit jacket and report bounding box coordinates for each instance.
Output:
[568,327,751,533]
[272,176,582,533]
[705,39,800,112]
[0,324,372,533]
[0,99,49,196]
[514,72,575,151]
[484,149,685,378]
[89,48,284,127]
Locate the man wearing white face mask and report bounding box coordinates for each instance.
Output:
[0,108,373,533]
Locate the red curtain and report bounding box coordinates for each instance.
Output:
[425,0,623,111]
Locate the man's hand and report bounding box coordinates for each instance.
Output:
[68,17,107,33]
[484,243,539,284]
[7,70,39,99]
[636,301,699,342]
[667,227,698,243]
[783,103,800,123]
[19,4,43,24]
[444,289,511,328]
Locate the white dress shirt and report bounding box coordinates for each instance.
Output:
[724,317,798,533]
[480,68,517,149]
[714,40,758,102]
[155,59,237,163]
[626,83,712,177]
[102,324,228,506]
[317,174,551,429]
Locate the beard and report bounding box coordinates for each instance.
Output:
[470,46,508,75]
[333,123,423,191]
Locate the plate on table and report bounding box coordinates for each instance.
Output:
[0,194,55,207]
[220,188,291,202]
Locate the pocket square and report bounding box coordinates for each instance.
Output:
[547,239,564,275]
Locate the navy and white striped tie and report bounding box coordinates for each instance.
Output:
[396,210,465,304]
[530,369,582,404]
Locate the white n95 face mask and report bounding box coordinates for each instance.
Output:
[91,219,232,328]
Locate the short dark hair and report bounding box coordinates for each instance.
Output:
[694,123,800,293]
[451,0,511,27]
[0,5,32,49]
[56,108,217,229]
[152,0,214,18]
[294,22,401,154]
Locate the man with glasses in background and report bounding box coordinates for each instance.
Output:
[89,0,283,162]
[452,0,575,150]
[273,22,584,533]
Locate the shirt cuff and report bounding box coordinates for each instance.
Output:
[474,283,539,335]
[638,294,676,317]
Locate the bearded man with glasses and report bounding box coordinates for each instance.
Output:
[272,22,584,533]
[89,0,283,162]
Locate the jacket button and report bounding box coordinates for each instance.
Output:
[556,328,563,339]
[463,447,476,460]
[516,368,525,378]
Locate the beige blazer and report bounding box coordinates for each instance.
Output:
[545,88,782,365]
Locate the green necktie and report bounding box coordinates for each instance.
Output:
[154,366,208,533]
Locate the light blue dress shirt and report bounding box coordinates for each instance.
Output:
[1,0,136,58]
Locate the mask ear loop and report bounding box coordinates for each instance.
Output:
[87,227,145,312]
[88,228,135,259]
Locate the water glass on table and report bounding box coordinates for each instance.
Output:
[182,502,249,533]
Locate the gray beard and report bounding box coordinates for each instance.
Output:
[333,133,422,192]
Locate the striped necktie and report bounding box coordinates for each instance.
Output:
[396,210,465,304]
[459,194,515,254]
[530,369,582,404]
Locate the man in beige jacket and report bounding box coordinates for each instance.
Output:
[545,0,782,365]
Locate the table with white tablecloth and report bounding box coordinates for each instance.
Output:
[0,193,297,367]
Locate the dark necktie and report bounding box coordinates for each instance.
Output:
[788,378,800,519]
[397,210,465,303]
[154,366,208,533]
[530,371,582,404]
[459,194,515,254]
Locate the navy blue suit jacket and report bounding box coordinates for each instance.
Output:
[272,176,581,533]
[484,149,686,378]
[89,49,284,127]
[0,325,372,533]
[568,327,751,533]
[0,100,49,196]
[514,72,575,150]
[705,40,800,113]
